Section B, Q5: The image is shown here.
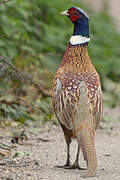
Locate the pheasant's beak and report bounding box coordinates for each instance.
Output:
[60,10,69,16]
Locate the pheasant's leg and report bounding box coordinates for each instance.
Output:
[64,139,71,166]
[56,138,71,168]
[71,143,80,168]
[67,144,86,170]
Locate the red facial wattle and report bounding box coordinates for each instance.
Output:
[70,14,79,22]
[68,8,82,22]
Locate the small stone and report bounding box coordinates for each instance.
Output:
[110,126,113,130]
[26,173,31,176]
[35,161,40,166]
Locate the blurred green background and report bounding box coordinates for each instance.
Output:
[0,0,120,127]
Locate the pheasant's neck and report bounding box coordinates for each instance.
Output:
[71,19,90,45]
[60,43,93,72]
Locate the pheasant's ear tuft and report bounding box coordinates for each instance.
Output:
[68,7,78,14]
[68,7,82,16]
[68,7,83,22]
[68,7,89,20]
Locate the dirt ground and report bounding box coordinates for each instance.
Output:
[0,107,120,180]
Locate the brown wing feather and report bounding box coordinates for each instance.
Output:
[92,84,102,129]
[52,77,78,130]
[53,89,77,130]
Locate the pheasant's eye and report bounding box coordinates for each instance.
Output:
[73,10,78,15]
[73,10,82,17]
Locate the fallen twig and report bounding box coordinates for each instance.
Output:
[0,142,16,150]
[30,137,51,142]
[0,161,16,166]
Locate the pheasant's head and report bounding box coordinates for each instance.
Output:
[61,7,90,45]
[61,7,89,23]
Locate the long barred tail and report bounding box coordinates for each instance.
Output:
[77,126,97,177]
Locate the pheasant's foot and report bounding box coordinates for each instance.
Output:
[55,160,71,169]
[65,165,86,170]
[55,164,71,168]
[65,161,86,170]
[74,160,86,170]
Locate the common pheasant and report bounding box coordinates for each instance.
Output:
[52,7,102,177]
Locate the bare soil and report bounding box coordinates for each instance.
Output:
[0,107,120,180]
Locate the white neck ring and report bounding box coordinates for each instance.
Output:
[70,35,90,45]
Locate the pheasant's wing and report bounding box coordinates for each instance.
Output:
[52,78,79,130]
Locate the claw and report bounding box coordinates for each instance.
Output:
[55,163,71,169]
[64,164,86,170]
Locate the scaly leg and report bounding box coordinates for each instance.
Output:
[66,143,86,170]
[71,143,80,168]
[56,138,71,168]
[64,139,71,166]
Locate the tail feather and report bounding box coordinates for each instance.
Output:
[77,126,97,177]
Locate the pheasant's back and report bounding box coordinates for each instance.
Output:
[52,44,102,137]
